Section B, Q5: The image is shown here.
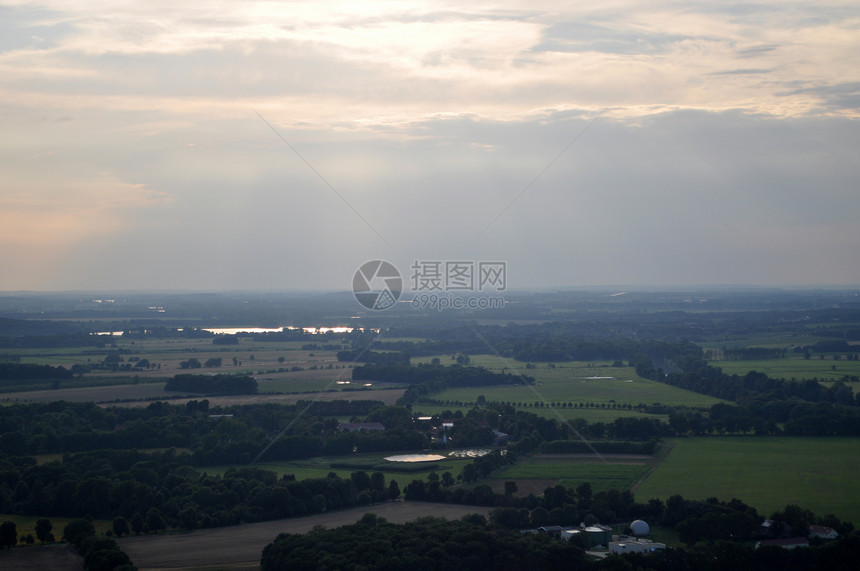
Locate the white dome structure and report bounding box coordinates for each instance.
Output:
[630,520,650,537]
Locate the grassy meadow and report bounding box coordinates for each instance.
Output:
[635,437,860,526]
[494,458,651,494]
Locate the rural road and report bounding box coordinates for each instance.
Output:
[118,501,493,570]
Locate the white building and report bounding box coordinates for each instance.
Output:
[609,538,666,555]
[808,525,838,540]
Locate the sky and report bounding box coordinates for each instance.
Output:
[1,0,859,292]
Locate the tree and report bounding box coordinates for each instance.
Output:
[0,521,16,549]
[461,464,479,484]
[112,516,130,538]
[179,507,198,530]
[35,518,53,544]
[62,519,94,548]
[370,471,386,493]
[130,513,144,536]
[387,480,400,500]
[179,358,202,369]
[351,471,370,491]
[145,508,166,534]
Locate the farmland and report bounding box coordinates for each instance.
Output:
[493,455,653,494]
[709,353,860,382]
[413,355,727,411]
[0,334,406,406]
[2,289,860,567]
[6,502,494,571]
[635,437,860,525]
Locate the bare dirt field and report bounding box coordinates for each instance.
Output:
[0,543,84,571]
[118,501,492,571]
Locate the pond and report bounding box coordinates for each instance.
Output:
[384,454,446,463]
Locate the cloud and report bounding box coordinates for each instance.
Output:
[782,81,860,112]
[1,1,859,290]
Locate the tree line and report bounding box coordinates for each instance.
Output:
[0,362,72,381]
[260,505,860,571]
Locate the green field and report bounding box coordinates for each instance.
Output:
[711,356,860,382]
[494,459,651,493]
[414,355,726,411]
[636,437,860,525]
[199,453,476,490]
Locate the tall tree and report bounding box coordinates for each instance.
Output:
[387,480,400,500]
[145,508,166,535]
[0,521,16,549]
[112,516,130,538]
[34,518,52,544]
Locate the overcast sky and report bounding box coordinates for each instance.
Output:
[2,1,859,292]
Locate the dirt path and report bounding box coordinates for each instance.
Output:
[118,501,493,571]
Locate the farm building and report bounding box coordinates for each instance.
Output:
[561,525,613,548]
[537,526,564,537]
[808,525,838,540]
[609,538,666,555]
[583,525,613,547]
[756,537,810,550]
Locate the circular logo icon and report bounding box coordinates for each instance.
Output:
[352,260,402,310]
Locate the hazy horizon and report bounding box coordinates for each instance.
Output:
[2,1,859,291]
[2,283,859,296]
